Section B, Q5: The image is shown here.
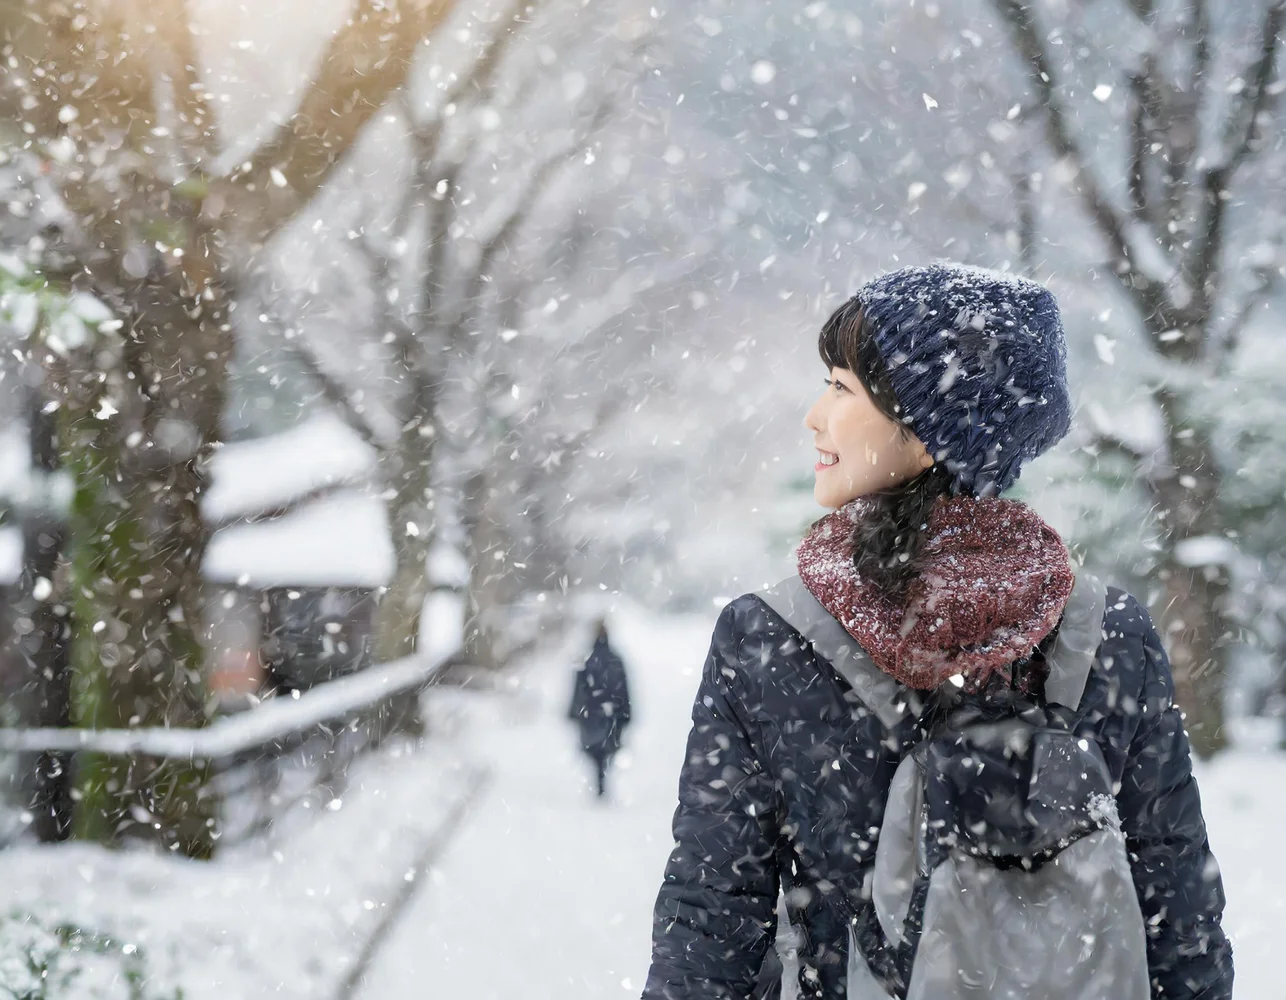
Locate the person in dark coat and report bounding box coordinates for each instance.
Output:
[643,265,1232,1000]
[569,620,632,798]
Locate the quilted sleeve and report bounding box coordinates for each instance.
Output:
[642,603,782,1000]
[1115,600,1234,1000]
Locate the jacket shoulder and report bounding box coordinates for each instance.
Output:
[1082,585,1176,735]
[1100,586,1157,639]
[713,592,811,657]
[706,592,817,686]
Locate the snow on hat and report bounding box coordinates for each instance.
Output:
[855,262,1072,497]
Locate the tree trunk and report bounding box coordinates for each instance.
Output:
[1153,387,1230,757]
[368,398,440,739]
[56,273,230,858]
[373,402,438,664]
[366,488,431,742]
[13,383,73,842]
[461,469,508,673]
[1,0,466,854]
[374,541,433,664]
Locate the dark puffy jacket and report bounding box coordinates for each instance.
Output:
[569,637,632,754]
[643,589,1232,1000]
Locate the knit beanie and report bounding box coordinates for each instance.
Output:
[854,262,1072,497]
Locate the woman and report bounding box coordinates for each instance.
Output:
[569,619,632,798]
[642,264,1232,1000]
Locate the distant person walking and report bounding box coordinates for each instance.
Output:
[568,620,632,798]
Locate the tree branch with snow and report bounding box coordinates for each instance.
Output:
[990,0,1138,280]
[1187,0,1285,323]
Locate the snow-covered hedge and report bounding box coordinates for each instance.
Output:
[0,915,178,1000]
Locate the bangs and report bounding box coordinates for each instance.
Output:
[817,294,907,425]
[817,295,865,374]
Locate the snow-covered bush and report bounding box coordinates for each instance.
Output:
[0,914,179,1000]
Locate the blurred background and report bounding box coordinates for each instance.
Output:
[0,0,1282,996]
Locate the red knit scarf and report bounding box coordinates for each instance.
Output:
[796,495,1075,691]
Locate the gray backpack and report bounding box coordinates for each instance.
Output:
[756,574,1150,1000]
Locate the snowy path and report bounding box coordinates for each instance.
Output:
[353,606,713,1000]
[355,605,1286,1000]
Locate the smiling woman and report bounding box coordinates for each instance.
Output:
[806,298,954,599]
[642,263,1233,1000]
[804,366,934,508]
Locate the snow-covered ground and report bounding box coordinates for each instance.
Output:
[0,736,482,1000]
[0,604,1279,998]
[352,605,712,1000]
[355,603,1286,1000]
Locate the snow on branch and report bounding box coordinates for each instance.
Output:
[403,0,532,158]
[0,649,453,759]
[235,0,460,243]
[283,339,386,451]
[527,259,700,352]
[990,0,1136,277]
[1123,221,1178,284]
[1189,0,1285,303]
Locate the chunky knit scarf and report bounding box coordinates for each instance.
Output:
[796,496,1075,691]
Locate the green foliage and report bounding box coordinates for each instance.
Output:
[0,254,112,353]
[58,407,215,857]
[0,914,181,1000]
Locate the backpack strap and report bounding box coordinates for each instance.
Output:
[1042,572,1108,711]
[755,576,912,731]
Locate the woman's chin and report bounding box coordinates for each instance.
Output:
[813,474,857,509]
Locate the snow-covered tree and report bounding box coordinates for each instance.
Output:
[985,0,1286,754]
[272,1,698,672]
[0,0,463,855]
[651,0,1285,754]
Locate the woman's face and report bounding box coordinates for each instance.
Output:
[804,367,935,508]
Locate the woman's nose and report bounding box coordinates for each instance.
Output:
[804,393,826,434]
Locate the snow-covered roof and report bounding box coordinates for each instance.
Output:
[204,412,377,523]
[204,489,393,588]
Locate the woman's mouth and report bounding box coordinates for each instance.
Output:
[815,449,839,472]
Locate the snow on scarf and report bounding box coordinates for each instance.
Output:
[796,495,1076,691]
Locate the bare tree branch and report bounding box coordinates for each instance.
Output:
[390,2,535,326]
[1145,7,1210,237]
[406,0,533,155]
[990,0,1136,274]
[211,477,367,532]
[1188,0,1285,309]
[518,259,701,359]
[1122,0,1156,22]
[233,0,459,243]
[155,0,220,169]
[1220,1,1285,171]
[281,339,384,451]
[1014,157,1040,276]
[1128,72,1151,224]
[461,89,624,317]
[1190,0,1213,100]
[1215,265,1283,363]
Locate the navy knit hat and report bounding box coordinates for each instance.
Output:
[854,262,1072,497]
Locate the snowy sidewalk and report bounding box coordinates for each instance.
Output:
[353,606,714,1000]
[352,605,1285,1000]
[0,735,482,1000]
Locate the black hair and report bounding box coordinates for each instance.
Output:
[817,296,955,600]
